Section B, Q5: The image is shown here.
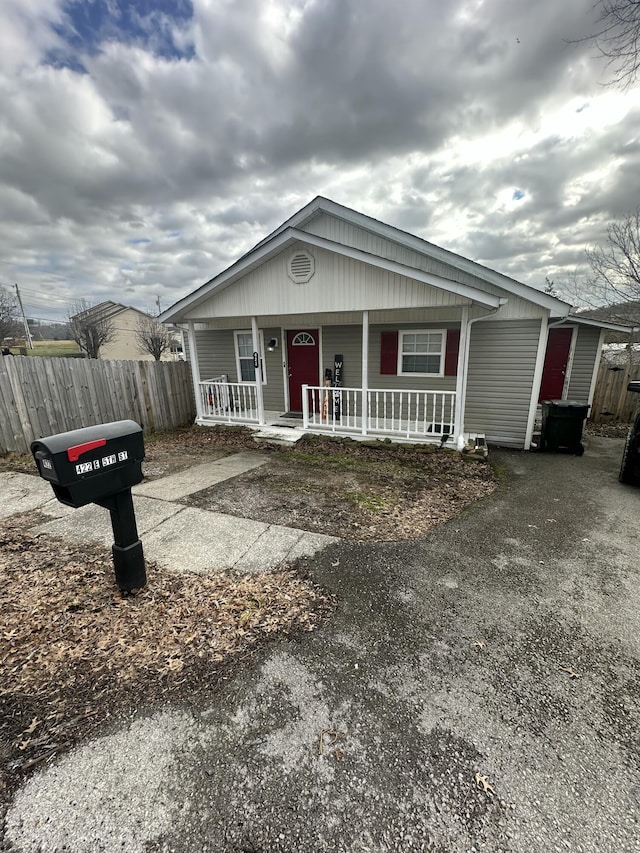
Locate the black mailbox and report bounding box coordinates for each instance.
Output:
[31,420,146,593]
[32,420,144,508]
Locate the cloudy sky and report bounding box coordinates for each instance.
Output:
[1,0,639,322]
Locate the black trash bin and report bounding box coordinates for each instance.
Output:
[539,400,590,456]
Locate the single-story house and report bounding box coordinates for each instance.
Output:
[159,197,628,449]
[70,301,183,362]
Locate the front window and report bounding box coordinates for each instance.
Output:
[398,330,444,376]
[234,331,266,383]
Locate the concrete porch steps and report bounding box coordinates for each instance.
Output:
[252,426,305,446]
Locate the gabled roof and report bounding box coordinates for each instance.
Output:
[71,301,127,323]
[160,196,572,323]
[573,300,640,329]
[71,301,153,323]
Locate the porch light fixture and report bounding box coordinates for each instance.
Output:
[267,337,279,352]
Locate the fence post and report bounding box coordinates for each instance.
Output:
[302,384,309,429]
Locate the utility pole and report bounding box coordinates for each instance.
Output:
[156,295,161,316]
[14,283,33,350]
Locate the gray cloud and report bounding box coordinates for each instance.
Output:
[0,0,637,318]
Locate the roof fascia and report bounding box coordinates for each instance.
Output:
[568,315,635,333]
[160,230,298,322]
[248,195,326,254]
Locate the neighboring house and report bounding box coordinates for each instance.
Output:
[71,301,179,361]
[574,300,640,344]
[159,197,629,449]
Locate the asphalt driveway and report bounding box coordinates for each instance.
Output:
[5,436,640,853]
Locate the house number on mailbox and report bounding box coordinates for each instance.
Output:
[75,449,128,476]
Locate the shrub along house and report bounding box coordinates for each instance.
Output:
[160,197,625,450]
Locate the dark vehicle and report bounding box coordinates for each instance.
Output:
[619,381,640,484]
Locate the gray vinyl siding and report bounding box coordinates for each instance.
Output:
[322,326,362,388]
[465,320,542,448]
[566,325,601,402]
[369,324,457,392]
[319,323,458,391]
[194,328,285,410]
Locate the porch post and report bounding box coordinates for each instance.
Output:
[361,310,369,435]
[524,316,550,450]
[187,321,204,420]
[453,306,469,449]
[251,315,265,425]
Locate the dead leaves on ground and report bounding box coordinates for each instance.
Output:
[475,773,496,796]
[318,727,345,761]
[560,664,581,679]
[0,525,333,782]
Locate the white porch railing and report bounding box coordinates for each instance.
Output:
[302,385,456,440]
[199,376,259,423]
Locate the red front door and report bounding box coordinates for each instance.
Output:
[286,329,319,412]
[539,328,573,401]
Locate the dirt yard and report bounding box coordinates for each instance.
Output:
[1,425,498,542]
[139,425,497,542]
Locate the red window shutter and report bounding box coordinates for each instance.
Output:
[380,331,398,375]
[444,329,460,376]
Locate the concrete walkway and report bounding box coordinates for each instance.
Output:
[132,450,271,501]
[0,452,336,573]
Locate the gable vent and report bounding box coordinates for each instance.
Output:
[287,250,315,284]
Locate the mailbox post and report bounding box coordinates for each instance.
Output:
[31,420,147,593]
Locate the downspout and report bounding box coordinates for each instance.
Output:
[187,321,204,421]
[456,301,507,450]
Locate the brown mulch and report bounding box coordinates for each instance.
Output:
[0,521,333,805]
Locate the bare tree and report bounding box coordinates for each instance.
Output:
[584,0,640,87]
[68,299,116,359]
[135,313,174,361]
[0,288,21,342]
[585,207,640,319]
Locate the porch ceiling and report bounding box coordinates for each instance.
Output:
[185,304,481,330]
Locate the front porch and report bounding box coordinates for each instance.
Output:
[195,376,487,449]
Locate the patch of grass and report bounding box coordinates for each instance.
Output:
[344,489,394,513]
[288,450,369,471]
[26,340,79,358]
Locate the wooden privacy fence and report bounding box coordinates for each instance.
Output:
[590,361,640,423]
[0,357,196,454]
